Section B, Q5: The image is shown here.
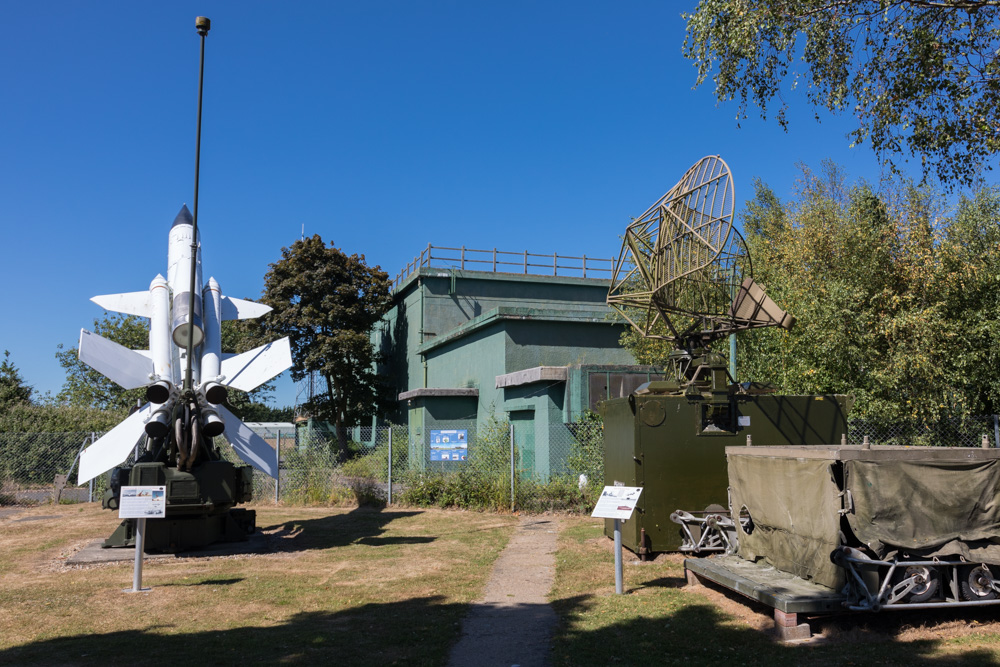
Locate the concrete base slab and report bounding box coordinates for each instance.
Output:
[67,531,270,565]
[685,554,845,614]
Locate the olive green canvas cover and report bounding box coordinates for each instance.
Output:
[730,447,1000,591]
[729,454,845,590]
[846,459,1000,564]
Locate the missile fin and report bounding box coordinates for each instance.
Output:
[220,337,292,392]
[220,296,272,321]
[78,330,155,390]
[91,291,152,317]
[219,406,278,478]
[78,405,152,484]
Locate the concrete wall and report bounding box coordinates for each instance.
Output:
[375,266,656,477]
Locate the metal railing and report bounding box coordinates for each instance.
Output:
[393,244,624,289]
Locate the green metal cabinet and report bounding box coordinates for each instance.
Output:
[602,388,850,555]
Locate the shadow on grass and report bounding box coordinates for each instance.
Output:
[158,577,245,588]
[5,585,997,665]
[551,590,1000,666]
[631,575,688,590]
[0,596,556,667]
[263,506,431,552]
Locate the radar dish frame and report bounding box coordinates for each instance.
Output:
[608,155,790,353]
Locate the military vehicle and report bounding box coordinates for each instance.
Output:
[683,443,1000,639]
[603,156,850,556]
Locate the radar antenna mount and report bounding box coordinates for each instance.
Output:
[607,156,794,386]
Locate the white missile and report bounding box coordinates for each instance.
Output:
[77,205,292,484]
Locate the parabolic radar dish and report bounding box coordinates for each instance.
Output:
[607,155,794,351]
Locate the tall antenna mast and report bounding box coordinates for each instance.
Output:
[184,16,211,393]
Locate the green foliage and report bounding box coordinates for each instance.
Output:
[256,235,392,459]
[0,348,126,434]
[618,163,1000,429]
[339,431,406,481]
[224,392,293,422]
[515,476,595,514]
[346,476,386,507]
[684,1,1000,187]
[400,415,515,511]
[0,403,124,433]
[0,351,33,407]
[566,411,604,489]
[55,310,283,418]
[398,416,599,513]
[0,433,87,485]
[735,165,1000,427]
[219,317,286,418]
[56,313,149,412]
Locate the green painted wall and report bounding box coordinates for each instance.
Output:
[375,266,655,475]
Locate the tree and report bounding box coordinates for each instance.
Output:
[0,350,33,407]
[734,163,1000,425]
[684,1,1000,187]
[256,235,392,460]
[56,314,148,413]
[0,350,124,433]
[56,312,287,418]
[619,162,1000,427]
[218,316,291,421]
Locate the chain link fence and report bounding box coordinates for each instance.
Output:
[3,415,998,511]
[848,415,1000,448]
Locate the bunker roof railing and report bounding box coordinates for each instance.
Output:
[393,244,627,290]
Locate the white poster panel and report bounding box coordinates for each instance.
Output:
[119,486,166,519]
[591,486,643,520]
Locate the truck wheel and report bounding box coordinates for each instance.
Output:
[960,564,998,601]
[893,565,939,603]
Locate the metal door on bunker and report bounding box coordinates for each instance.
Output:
[510,410,535,479]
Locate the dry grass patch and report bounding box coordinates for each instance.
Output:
[0,503,516,665]
[550,517,1000,666]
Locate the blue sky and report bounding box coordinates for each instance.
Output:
[0,2,952,408]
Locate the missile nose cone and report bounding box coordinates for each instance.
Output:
[172,205,193,229]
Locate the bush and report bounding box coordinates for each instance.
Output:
[398,416,515,511]
[516,475,598,514]
[0,403,125,432]
[567,411,604,485]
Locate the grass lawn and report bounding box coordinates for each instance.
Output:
[8,505,1000,666]
[550,517,1000,666]
[0,503,517,666]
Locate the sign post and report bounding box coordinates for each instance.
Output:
[591,486,643,595]
[118,485,166,593]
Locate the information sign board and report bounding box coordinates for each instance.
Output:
[591,486,643,520]
[118,486,166,519]
[430,429,468,461]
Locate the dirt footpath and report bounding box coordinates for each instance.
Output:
[447,515,560,667]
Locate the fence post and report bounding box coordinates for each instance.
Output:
[510,423,515,513]
[994,415,999,449]
[89,431,95,503]
[387,427,393,506]
[275,429,281,504]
